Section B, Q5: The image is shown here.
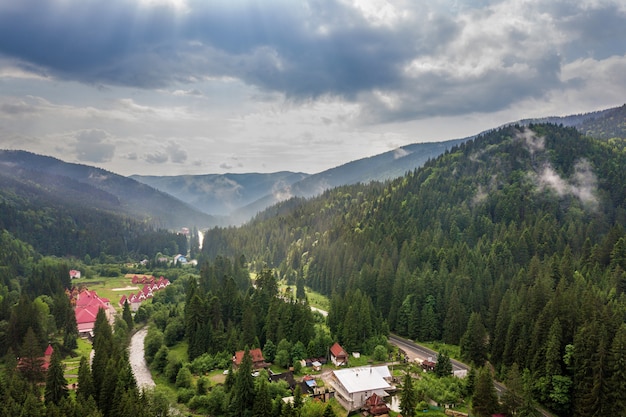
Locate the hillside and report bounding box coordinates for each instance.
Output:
[0,150,214,257]
[519,103,626,139]
[0,150,215,229]
[135,138,467,223]
[202,123,626,416]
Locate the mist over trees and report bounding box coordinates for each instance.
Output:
[201,124,626,416]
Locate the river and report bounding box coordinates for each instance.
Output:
[129,327,156,389]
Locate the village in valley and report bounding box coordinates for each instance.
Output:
[59,262,474,417]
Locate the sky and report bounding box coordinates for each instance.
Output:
[0,0,625,176]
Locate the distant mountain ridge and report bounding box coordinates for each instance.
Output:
[130,172,308,217]
[133,138,468,224]
[0,150,216,230]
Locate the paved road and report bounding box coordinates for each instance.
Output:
[389,334,553,417]
[389,334,466,374]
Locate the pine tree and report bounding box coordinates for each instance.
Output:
[77,355,95,401]
[501,363,523,416]
[252,377,273,417]
[122,300,133,330]
[45,349,68,405]
[607,323,626,415]
[434,350,453,377]
[460,312,487,366]
[442,287,464,344]
[18,327,44,383]
[92,308,113,401]
[400,371,417,416]
[472,367,499,417]
[229,348,255,417]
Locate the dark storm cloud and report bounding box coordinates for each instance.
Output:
[1,0,625,121]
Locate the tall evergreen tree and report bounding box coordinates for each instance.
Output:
[18,327,44,383]
[400,371,417,417]
[44,349,68,405]
[77,355,95,401]
[607,323,626,416]
[472,367,499,417]
[92,308,113,402]
[229,348,255,417]
[252,377,272,417]
[442,287,464,344]
[460,312,488,366]
[434,350,453,377]
[122,300,133,330]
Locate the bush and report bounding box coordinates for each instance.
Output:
[153,345,169,373]
[144,326,164,364]
[373,345,388,361]
[177,388,195,404]
[176,366,192,388]
[165,357,183,383]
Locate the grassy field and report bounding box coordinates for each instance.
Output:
[72,275,136,310]
[279,284,330,312]
[419,341,462,361]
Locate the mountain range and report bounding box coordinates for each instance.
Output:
[1,104,624,232]
[133,103,626,224]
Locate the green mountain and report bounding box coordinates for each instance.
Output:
[202,123,626,416]
[0,150,213,258]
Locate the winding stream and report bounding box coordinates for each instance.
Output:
[129,328,156,389]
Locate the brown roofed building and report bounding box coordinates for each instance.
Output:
[233,348,267,369]
[330,342,348,366]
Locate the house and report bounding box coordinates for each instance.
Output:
[233,348,267,369]
[69,270,81,279]
[330,342,348,366]
[330,365,392,411]
[18,344,54,373]
[270,370,297,391]
[73,289,113,337]
[364,393,390,416]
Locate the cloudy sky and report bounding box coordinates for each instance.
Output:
[1,0,625,176]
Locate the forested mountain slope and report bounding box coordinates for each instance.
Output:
[0,150,195,258]
[202,124,626,416]
[0,150,215,230]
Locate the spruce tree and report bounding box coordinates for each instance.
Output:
[472,367,499,417]
[460,312,487,366]
[77,355,95,401]
[607,323,626,415]
[44,349,68,405]
[229,348,255,417]
[122,300,133,330]
[400,371,417,417]
[252,377,273,417]
[18,327,44,383]
[434,350,453,377]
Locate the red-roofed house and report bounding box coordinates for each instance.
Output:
[330,342,348,366]
[364,393,390,415]
[73,289,113,337]
[233,348,267,369]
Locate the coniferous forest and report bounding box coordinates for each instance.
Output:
[1,122,626,416]
[202,124,626,416]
